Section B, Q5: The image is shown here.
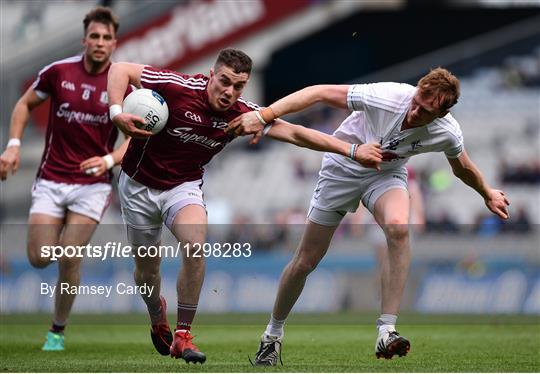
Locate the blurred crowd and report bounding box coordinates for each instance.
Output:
[499,159,540,185]
[208,208,534,254]
[11,0,116,43]
[500,50,540,89]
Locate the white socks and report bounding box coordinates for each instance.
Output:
[377,313,397,335]
[265,315,286,338]
[265,314,396,338]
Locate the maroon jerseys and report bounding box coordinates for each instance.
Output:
[121,66,259,190]
[32,55,119,184]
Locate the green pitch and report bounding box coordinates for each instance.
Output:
[1,313,538,372]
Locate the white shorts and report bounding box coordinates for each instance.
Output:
[118,171,206,245]
[307,160,408,227]
[30,178,112,222]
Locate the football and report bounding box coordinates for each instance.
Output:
[122,88,169,134]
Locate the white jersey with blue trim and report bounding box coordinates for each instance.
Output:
[327,82,464,175]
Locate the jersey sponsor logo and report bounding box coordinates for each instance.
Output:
[166,127,222,149]
[185,111,202,123]
[61,80,76,91]
[56,103,108,125]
